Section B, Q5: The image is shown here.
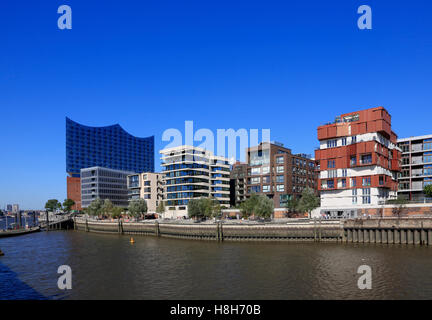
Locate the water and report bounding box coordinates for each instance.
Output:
[1,230,432,299]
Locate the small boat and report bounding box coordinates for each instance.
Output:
[0,226,41,238]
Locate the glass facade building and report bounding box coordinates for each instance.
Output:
[66,117,154,210]
[66,117,154,175]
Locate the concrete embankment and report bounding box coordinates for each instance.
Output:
[74,217,432,245]
[74,218,343,242]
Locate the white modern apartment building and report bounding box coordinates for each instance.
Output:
[397,134,432,200]
[160,146,231,218]
[127,172,164,214]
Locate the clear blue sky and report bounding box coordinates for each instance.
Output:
[1,0,431,209]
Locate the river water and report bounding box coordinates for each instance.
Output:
[1,230,432,299]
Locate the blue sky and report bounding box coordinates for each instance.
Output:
[1,0,431,209]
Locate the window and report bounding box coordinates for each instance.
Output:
[327,160,336,168]
[361,154,372,164]
[350,156,356,166]
[276,166,284,173]
[342,138,347,146]
[425,165,432,176]
[362,188,371,204]
[327,139,337,148]
[276,175,284,183]
[379,176,384,185]
[424,152,432,163]
[362,177,371,186]
[342,169,347,177]
[263,185,270,192]
[276,184,285,192]
[328,170,337,178]
[352,189,357,196]
[251,167,260,175]
[262,166,270,174]
[341,179,346,188]
[351,136,357,144]
[276,156,284,164]
[424,139,432,151]
[251,177,260,184]
[351,178,356,187]
[327,180,334,189]
[262,176,270,183]
[425,178,432,186]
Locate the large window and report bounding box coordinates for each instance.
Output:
[327,140,337,148]
[276,166,284,173]
[276,175,284,183]
[327,160,336,168]
[327,180,334,189]
[251,167,261,175]
[276,184,285,192]
[424,139,432,151]
[362,177,371,186]
[360,154,372,164]
[276,156,284,164]
[328,170,337,178]
[424,152,432,163]
[362,188,371,204]
[262,166,270,174]
[425,165,432,176]
[263,185,270,192]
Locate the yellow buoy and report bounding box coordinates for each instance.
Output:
[130,237,135,244]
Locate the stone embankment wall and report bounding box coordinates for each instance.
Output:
[74,218,342,242]
[75,217,432,245]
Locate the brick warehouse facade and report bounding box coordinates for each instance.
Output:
[315,106,401,218]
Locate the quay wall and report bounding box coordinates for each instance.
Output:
[74,218,342,242]
[74,217,432,245]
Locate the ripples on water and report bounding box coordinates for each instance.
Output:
[1,230,432,299]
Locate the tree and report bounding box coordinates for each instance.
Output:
[102,199,114,218]
[111,207,123,220]
[128,199,148,221]
[424,185,432,198]
[188,198,203,220]
[297,187,320,219]
[285,197,299,218]
[254,195,274,219]
[45,199,61,213]
[63,198,75,213]
[87,198,103,217]
[156,201,165,216]
[240,194,260,219]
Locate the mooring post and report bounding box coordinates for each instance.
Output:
[313,218,317,241]
[318,217,322,241]
[155,221,160,237]
[219,222,223,242]
[46,211,49,232]
[85,217,89,232]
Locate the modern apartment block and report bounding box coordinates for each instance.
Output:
[81,167,134,208]
[315,106,401,218]
[66,117,154,210]
[397,134,432,200]
[245,142,317,208]
[127,172,164,213]
[160,146,231,218]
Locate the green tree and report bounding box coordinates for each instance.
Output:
[156,201,165,216]
[62,198,75,213]
[102,199,114,218]
[240,194,260,219]
[424,184,432,198]
[254,195,274,219]
[285,196,299,218]
[297,187,320,219]
[111,206,123,220]
[188,198,203,220]
[45,199,61,213]
[87,198,104,217]
[128,199,148,221]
